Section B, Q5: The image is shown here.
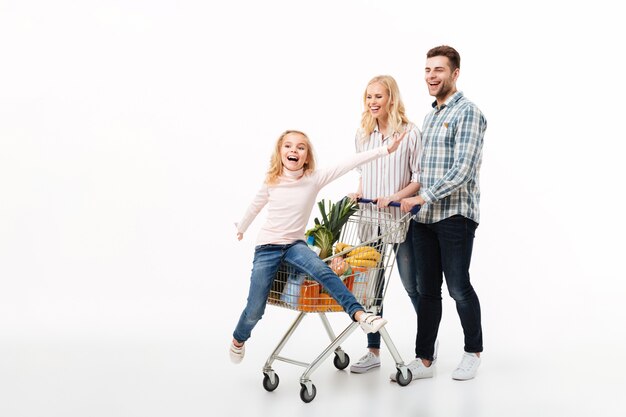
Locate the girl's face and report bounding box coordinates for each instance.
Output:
[280,133,309,171]
[366,82,391,121]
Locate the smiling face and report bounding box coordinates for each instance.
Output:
[425,55,459,105]
[280,132,309,171]
[365,82,391,122]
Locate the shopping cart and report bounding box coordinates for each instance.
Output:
[263,199,420,403]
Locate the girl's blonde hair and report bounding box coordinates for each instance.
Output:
[359,75,409,143]
[265,130,316,185]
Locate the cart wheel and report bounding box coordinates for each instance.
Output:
[262,373,279,392]
[396,368,413,387]
[333,352,350,370]
[299,383,317,403]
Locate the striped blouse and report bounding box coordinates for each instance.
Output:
[355,123,422,241]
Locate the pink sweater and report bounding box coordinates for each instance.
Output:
[237,146,389,245]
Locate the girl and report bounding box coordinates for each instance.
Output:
[230,129,405,363]
[347,75,423,374]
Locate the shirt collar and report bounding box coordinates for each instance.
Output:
[282,167,304,179]
[432,91,464,111]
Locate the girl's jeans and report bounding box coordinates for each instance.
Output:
[233,240,364,342]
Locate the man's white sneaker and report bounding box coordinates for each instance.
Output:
[452,352,481,380]
[229,341,245,364]
[350,352,381,373]
[389,358,434,381]
[358,313,387,334]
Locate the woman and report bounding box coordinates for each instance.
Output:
[348,75,423,373]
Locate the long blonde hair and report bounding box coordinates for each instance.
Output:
[265,130,316,185]
[359,75,409,143]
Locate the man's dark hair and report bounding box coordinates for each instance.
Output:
[427,45,461,71]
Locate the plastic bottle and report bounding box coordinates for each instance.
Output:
[306,235,321,256]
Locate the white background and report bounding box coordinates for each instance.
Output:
[1,1,625,416]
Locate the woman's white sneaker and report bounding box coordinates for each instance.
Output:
[350,352,381,373]
[389,358,434,381]
[451,352,481,380]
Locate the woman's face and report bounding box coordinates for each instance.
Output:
[365,82,391,121]
[280,132,309,171]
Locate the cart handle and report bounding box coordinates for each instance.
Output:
[356,198,421,215]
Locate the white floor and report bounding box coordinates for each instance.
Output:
[2,296,624,417]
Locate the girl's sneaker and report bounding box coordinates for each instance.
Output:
[229,341,245,364]
[358,313,388,334]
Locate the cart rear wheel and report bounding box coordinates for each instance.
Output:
[396,368,412,386]
[299,383,317,403]
[333,352,350,370]
[262,373,279,392]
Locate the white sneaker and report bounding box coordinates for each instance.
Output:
[229,341,245,364]
[452,352,481,380]
[389,358,434,381]
[350,352,381,373]
[358,313,387,334]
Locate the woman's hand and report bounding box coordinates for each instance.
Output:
[376,196,395,208]
[237,232,243,241]
[347,192,362,202]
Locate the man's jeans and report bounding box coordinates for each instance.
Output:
[233,240,363,342]
[410,215,483,359]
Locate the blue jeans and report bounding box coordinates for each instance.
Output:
[366,238,418,349]
[410,215,483,359]
[233,240,364,343]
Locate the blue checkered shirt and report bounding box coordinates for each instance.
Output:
[416,91,487,224]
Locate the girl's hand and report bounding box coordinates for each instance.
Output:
[237,232,243,241]
[386,129,408,153]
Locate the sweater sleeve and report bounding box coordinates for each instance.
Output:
[236,183,269,234]
[315,145,389,188]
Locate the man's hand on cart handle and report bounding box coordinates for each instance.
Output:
[400,195,425,213]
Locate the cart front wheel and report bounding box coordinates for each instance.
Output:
[396,368,412,387]
[262,373,279,392]
[299,383,317,403]
[333,352,350,370]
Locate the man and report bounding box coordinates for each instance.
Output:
[398,45,487,381]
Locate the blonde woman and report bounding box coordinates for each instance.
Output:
[348,75,424,373]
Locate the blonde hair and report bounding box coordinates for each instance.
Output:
[359,75,409,142]
[265,130,316,185]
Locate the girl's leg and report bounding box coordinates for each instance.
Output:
[284,241,363,319]
[232,245,283,343]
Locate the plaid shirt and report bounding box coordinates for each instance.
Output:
[416,91,487,224]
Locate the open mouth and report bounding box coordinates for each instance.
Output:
[287,155,299,162]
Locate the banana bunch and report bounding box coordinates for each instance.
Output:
[334,242,353,254]
[344,245,381,267]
